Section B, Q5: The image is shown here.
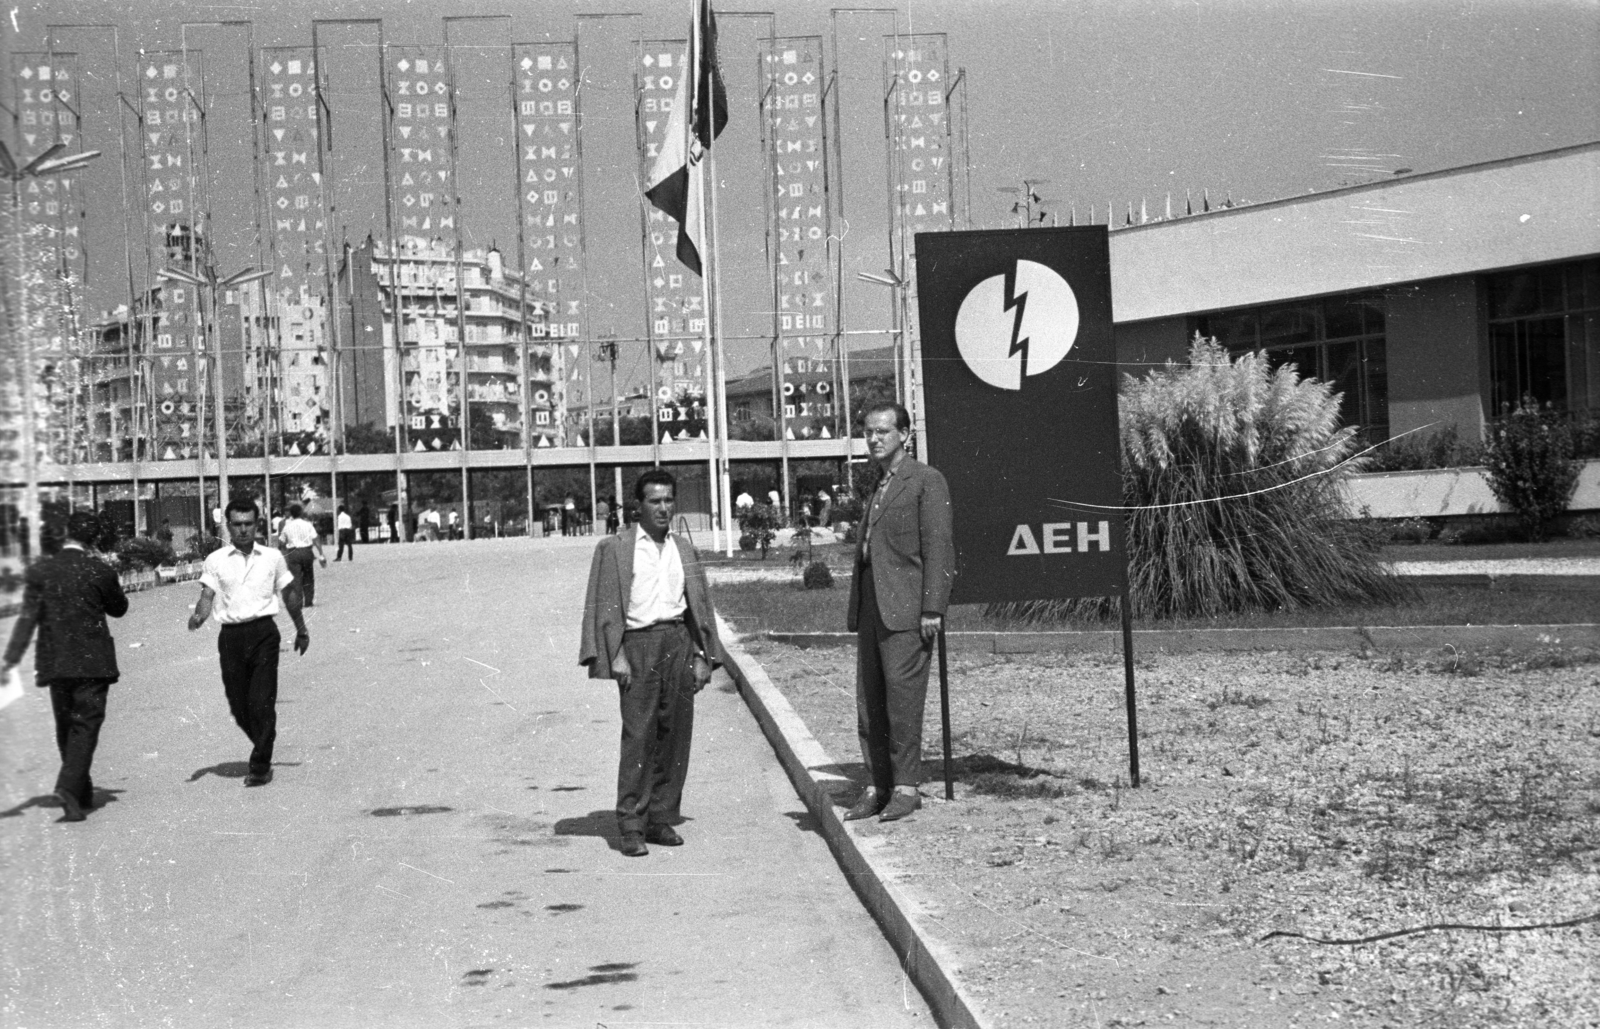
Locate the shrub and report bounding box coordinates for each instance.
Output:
[802,560,834,590]
[1567,514,1600,539]
[185,532,226,560]
[1388,517,1435,544]
[1481,399,1582,542]
[1363,423,1482,473]
[994,337,1409,621]
[737,502,779,558]
[117,536,177,570]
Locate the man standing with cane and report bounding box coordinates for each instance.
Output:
[189,498,310,787]
[844,403,955,823]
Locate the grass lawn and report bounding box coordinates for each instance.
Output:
[739,638,1600,1027]
[714,579,1600,636]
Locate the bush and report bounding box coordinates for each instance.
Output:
[802,560,835,590]
[1388,517,1435,544]
[185,532,226,560]
[117,536,177,570]
[1481,399,1582,542]
[1363,424,1483,473]
[737,502,779,558]
[1567,514,1600,539]
[994,337,1408,622]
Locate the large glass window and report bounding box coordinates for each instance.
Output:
[1196,295,1389,441]
[1486,258,1600,414]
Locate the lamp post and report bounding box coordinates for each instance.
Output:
[856,267,921,457]
[0,141,101,562]
[596,330,624,521]
[157,264,271,522]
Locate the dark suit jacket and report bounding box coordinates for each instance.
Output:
[4,547,129,684]
[847,457,956,633]
[578,526,721,680]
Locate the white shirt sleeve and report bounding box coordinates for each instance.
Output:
[273,551,295,592]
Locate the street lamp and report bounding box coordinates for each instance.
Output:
[158,264,272,523]
[0,140,101,562]
[855,267,918,455]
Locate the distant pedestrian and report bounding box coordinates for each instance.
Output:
[447,509,460,540]
[276,503,326,607]
[563,494,577,536]
[844,402,955,823]
[387,505,401,543]
[735,490,754,512]
[2,511,129,822]
[188,498,309,788]
[357,505,371,544]
[157,519,174,545]
[595,498,611,535]
[579,469,721,857]
[334,506,355,562]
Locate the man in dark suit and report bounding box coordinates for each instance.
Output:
[3,511,130,822]
[579,469,720,857]
[845,402,955,823]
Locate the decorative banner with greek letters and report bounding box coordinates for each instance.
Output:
[762,37,837,441]
[514,41,581,445]
[260,47,331,451]
[138,51,207,461]
[12,52,86,463]
[385,46,461,448]
[638,39,706,436]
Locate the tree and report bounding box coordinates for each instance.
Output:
[1481,398,1582,542]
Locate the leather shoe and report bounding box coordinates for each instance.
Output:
[619,834,648,858]
[55,789,86,822]
[644,825,683,846]
[244,769,273,787]
[843,789,886,821]
[878,791,921,822]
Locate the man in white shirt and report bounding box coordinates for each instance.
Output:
[334,506,355,562]
[578,469,720,857]
[276,503,326,606]
[734,489,754,511]
[188,498,310,787]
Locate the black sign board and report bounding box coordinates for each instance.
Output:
[915,227,1126,604]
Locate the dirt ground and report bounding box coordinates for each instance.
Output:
[739,637,1600,1028]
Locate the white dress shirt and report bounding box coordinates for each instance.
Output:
[337,511,353,532]
[279,517,319,549]
[200,544,295,623]
[626,530,687,630]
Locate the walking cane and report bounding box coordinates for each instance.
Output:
[938,627,954,800]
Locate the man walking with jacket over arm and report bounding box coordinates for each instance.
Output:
[3,511,129,821]
[579,469,720,857]
[844,402,956,823]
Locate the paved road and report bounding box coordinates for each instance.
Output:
[1,538,930,1029]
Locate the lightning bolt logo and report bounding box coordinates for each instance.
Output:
[1004,267,1030,381]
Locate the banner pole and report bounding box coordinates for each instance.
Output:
[1121,590,1141,788]
[937,626,953,801]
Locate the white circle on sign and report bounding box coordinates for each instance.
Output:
[953,259,1079,391]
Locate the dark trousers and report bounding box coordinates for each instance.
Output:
[335,529,354,561]
[615,623,697,836]
[49,677,111,804]
[284,547,316,605]
[856,572,932,789]
[218,618,281,775]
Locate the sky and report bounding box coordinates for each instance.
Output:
[5,0,1597,385]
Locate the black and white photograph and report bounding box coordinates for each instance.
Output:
[2,0,1597,1025]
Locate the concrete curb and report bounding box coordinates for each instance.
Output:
[764,623,1600,654]
[716,614,992,1029]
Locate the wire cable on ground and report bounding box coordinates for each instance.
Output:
[1260,910,1600,946]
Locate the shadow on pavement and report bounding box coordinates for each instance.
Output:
[553,810,622,851]
[187,761,250,782]
[0,794,61,819]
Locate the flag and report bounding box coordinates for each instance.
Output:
[644,0,728,276]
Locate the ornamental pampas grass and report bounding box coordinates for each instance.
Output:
[998,336,1407,622]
